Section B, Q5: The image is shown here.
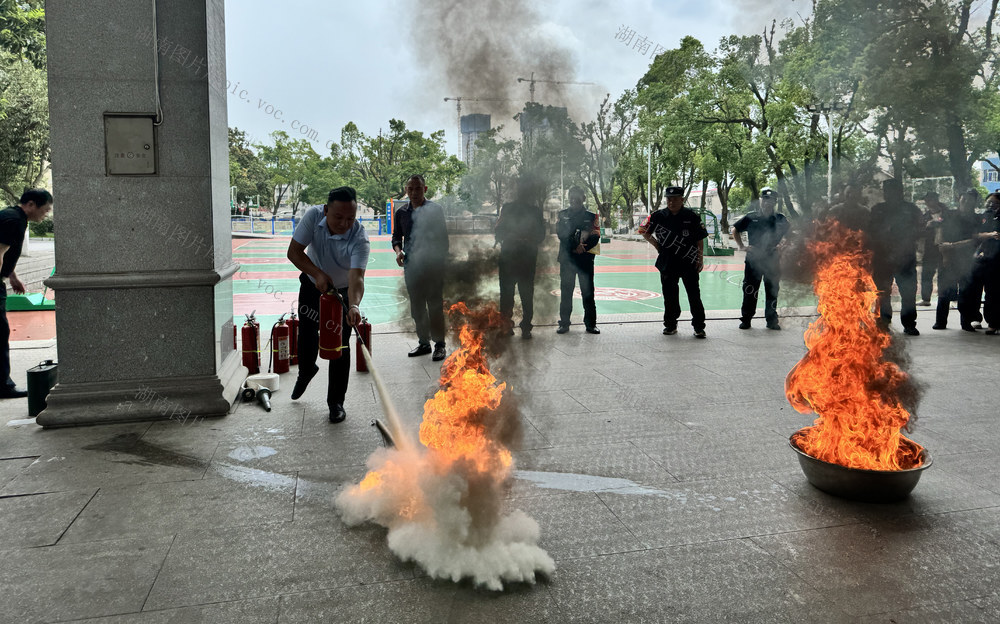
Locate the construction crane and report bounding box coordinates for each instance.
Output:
[516,72,598,103]
[443,96,514,159]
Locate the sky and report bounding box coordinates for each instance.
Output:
[223,0,810,156]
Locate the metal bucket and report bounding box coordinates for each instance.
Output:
[789,430,932,503]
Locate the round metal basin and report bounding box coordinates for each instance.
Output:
[789,430,932,503]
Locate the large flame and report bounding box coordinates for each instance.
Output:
[337,301,553,590]
[785,221,924,471]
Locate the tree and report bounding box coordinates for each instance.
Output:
[515,103,586,202]
[578,91,639,228]
[459,126,520,213]
[0,53,48,203]
[0,0,45,69]
[332,119,464,217]
[297,146,346,207]
[228,127,270,208]
[255,130,317,213]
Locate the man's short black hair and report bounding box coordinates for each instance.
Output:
[406,174,426,185]
[20,188,53,206]
[327,186,357,204]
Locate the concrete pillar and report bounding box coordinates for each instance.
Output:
[39,0,245,427]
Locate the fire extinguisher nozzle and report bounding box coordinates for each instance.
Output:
[257,388,272,412]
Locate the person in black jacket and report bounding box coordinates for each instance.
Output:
[934,189,981,330]
[731,188,789,330]
[869,179,923,335]
[960,192,1000,333]
[556,186,600,334]
[639,186,709,338]
[496,176,546,339]
[0,189,53,399]
[391,174,450,361]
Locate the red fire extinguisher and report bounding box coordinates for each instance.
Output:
[319,292,342,360]
[271,314,290,374]
[286,313,299,365]
[241,313,260,374]
[356,316,371,373]
[232,323,237,351]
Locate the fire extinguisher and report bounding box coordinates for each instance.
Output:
[271,314,290,374]
[356,316,371,373]
[285,313,299,365]
[232,324,237,351]
[241,313,260,374]
[319,291,343,360]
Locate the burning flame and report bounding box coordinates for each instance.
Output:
[337,301,553,590]
[419,302,513,474]
[785,221,924,471]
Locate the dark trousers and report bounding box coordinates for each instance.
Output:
[660,264,706,330]
[0,283,14,390]
[403,265,446,347]
[935,263,960,327]
[297,274,353,408]
[920,248,941,302]
[559,256,596,328]
[872,258,917,330]
[499,248,538,330]
[740,255,780,324]
[961,261,1000,328]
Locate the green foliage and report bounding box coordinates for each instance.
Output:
[228,128,270,207]
[459,126,520,213]
[331,119,464,217]
[0,53,48,204]
[0,0,45,69]
[516,103,586,198]
[255,131,318,214]
[578,91,639,228]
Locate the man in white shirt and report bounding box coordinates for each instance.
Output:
[286,186,369,423]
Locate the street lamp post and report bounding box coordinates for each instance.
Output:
[807,102,846,204]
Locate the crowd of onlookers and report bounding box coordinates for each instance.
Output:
[821,181,1000,335]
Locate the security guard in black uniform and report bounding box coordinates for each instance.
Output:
[556,186,600,334]
[639,186,709,338]
[869,178,923,336]
[732,188,789,330]
[495,176,546,338]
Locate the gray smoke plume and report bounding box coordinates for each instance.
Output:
[406,0,596,120]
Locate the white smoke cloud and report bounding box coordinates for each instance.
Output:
[336,446,555,591]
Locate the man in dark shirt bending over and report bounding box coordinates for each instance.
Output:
[0,189,53,398]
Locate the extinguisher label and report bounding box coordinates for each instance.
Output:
[277,337,290,360]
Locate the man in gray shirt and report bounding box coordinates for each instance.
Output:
[286,186,370,423]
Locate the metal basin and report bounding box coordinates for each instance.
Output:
[789,429,932,503]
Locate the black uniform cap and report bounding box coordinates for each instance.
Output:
[664,186,684,197]
[761,188,778,199]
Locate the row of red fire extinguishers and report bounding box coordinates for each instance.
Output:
[235,292,372,409]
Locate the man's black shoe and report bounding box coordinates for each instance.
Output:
[408,344,432,357]
[961,324,977,332]
[932,323,947,330]
[916,300,932,307]
[585,326,601,335]
[903,327,920,336]
[432,344,447,361]
[663,327,677,335]
[556,325,569,334]
[521,328,532,340]
[766,322,781,331]
[329,404,347,423]
[694,329,707,339]
[739,320,751,329]
[0,387,28,399]
[290,366,318,401]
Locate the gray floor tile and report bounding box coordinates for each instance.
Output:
[1,446,208,496]
[512,442,672,485]
[857,599,998,624]
[542,540,853,623]
[61,597,279,623]
[636,428,794,481]
[512,492,641,560]
[527,410,693,448]
[0,489,96,548]
[0,536,172,624]
[0,422,152,458]
[0,456,35,487]
[144,523,414,610]
[60,477,295,543]
[751,512,1000,617]
[598,475,863,549]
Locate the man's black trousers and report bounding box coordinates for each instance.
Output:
[499,248,538,330]
[297,274,352,409]
[660,264,706,330]
[740,254,780,325]
[404,264,446,347]
[559,255,596,328]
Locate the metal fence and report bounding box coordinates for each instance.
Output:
[230,216,385,235]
